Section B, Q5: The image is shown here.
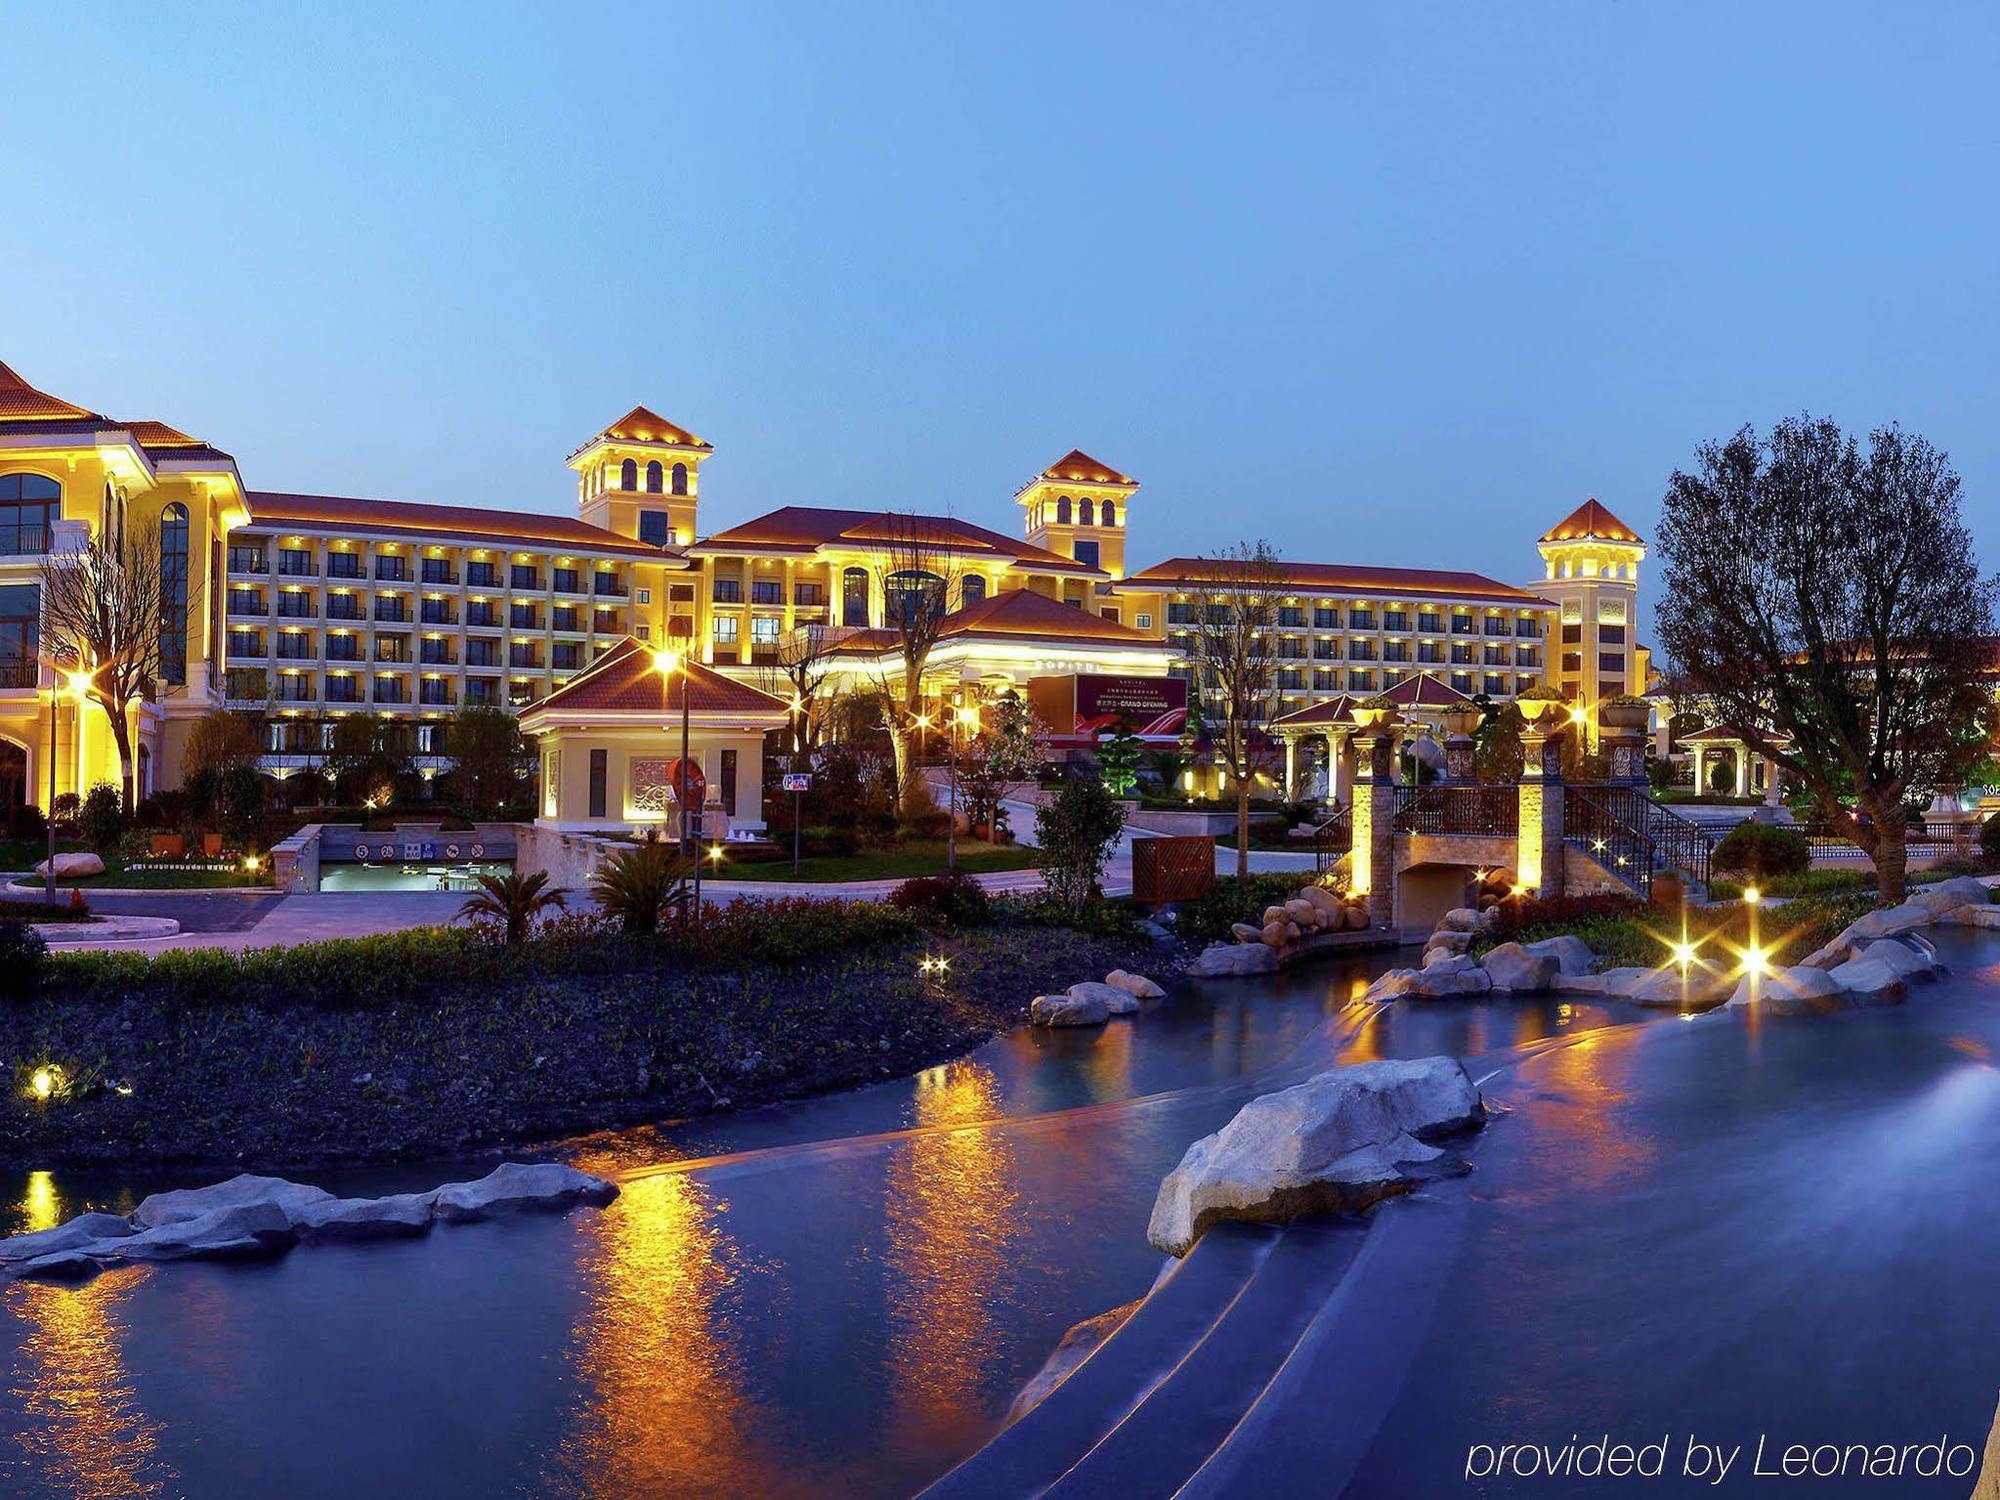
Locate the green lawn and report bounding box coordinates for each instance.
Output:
[716,839,1041,884]
[64,863,273,890]
[0,838,86,873]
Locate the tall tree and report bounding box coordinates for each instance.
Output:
[38,515,191,812]
[872,515,962,811]
[1186,541,1285,876]
[1656,417,1997,899]
[761,622,834,756]
[445,703,531,813]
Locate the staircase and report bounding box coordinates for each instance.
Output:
[1563,784,1715,898]
[919,1192,1469,1500]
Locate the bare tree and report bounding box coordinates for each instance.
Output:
[39,515,196,811]
[1187,540,1286,876]
[872,514,962,810]
[760,622,835,756]
[1656,417,1997,899]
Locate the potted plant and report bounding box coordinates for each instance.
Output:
[201,828,224,858]
[1599,694,1653,732]
[150,831,187,858]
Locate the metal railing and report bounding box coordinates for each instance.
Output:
[1313,804,1353,872]
[1565,784,1716,896]
[1792,818,1981,862]
[1392,784,1519,836]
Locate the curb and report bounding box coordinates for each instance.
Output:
[5,877,279,898]
[32,915,182,944]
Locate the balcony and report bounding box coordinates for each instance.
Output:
[228,596,266,617]
[276,558,316,578]
[373,605,410,625]
[325,683,362,704]
[277,598,314,620]
[325,643,362,663]
[374,560,410,582]
[325,557,364,580]
[0,659,41,690]
[419,646,456,666]
[593,575,626,597]
[0,524,51,556]
[374,683,410,705]
[420,563,459,586]
[419,683,456,707]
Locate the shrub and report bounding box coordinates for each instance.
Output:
[1981,814,2000,866]
[77,783,128,853]
[50,792,79,829]
[457,869,567,946]
[887,873,991,926]
[6,802,47,842]
[806,826,861,859]
[590,842,693,936]
[1176,873,1318,943]
[0,895,89,923]
[1034,775,1127,914]
[0,921,48,998]
[221,765,268,852]
[686,895,920,966]
[1711,821,1810,880]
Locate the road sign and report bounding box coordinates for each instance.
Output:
[781,773,811,792]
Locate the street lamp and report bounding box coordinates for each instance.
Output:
[43,664,95,904]
[651,648,701,920]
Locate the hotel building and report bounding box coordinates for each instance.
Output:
[0,359,1646,831]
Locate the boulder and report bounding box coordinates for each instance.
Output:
[1190,941,1281,978]
[1725,964,1849,1017]
[1480,942,1558,994]
[1524,935,1596,977]
[1625,966,1736,1008]
[1342,905,1370,931]
[1910,876,1991,916]
[116,1201,298,1261]
[1032,990,1109,1026]
[1827,955,1909,1007]
[1301,885,1344,918]
[32,851,105,879]
[1104,970,1166,1001]
[11,1247,118,1282]
[1261,906,1289,928]
[431,1163,618,1224]
[1953,904,2000,929]
[1439,907,1486,933]
[1067,980,1139,1016]
[1367,960,1493,1000]
[1260,921,1289,948]
[298,1192,439,1241]
[1423,929,1472,957]
[1229,922,1264,943]
[1858,938,1938,983]
[0,1211,137,1265]
[1283,899,1319,928]
[133,1172,335,1231]
[1147,1057,1485,1255]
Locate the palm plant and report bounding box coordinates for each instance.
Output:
[457,868,566,945]
[589,842,692,935]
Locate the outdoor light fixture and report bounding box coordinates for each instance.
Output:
[1743,886,1760,905]
[28,1065,60,1102]
[65,669,94,699]
[243,855,262,873]
[1741,945,1771,977]
[707,843,726,866]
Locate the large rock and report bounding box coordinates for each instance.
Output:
[1910,876,1991,916]
[1367,958,1493,1000]
[133,1172,334,1230]
[1190,941,1280,978]
[1423,929,1472,959]
[1147,1057,1485,1256]
[1067,980,1139,1016]
[1799,900,1939,969]
[116,1201,298,1261]
[32,851,105,878]
[1524,935,1596,977]
[1952,904,2000,930]
[1104,970,1166,1001]
[1725,964,1849,1017]
[1827,955,1909,1006]
[0,1212,136,1265]
[298,1192,439,1241]
[11,1247,119,1282]
[1439,907,1487,933]
[1480,942,1558,994]
[431,1162,618,1223]
[1032,990,1109,1026]
[1857,938,1938,983]
[1301,885,1344,919]
[1229,922,1265,943]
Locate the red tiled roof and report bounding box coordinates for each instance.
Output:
[1676,723,1792,745]
[693,505,1105,574]
[1540,498,1642,545]
[1375,672,1477,709]
[1270,694,1359,728]
[0,361,97,422]
[245,491,676,561]
[571,405,711,456]
[939,588,1155,644]
[524,637,788,719]
[1039,448,1134,486]
[1124,556,1552,607]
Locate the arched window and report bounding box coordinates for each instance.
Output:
[1080,498,1095,526]
[645,461,663,493]
[160,502,189,686]
[960,574,988,609]
[671,462,689,496]
[1101,500,1117,527]
[1056,496,1072,525]
[884,569,946,631]
[619,459,638,491]
[842,566,871,627]
[0,473,60,554]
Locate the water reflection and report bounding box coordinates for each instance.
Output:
[547,1163,789,1499]
[5,1269,171,1500]
[883,1062,1021,1458]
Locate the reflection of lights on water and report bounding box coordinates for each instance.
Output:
[19,1169,61,1233]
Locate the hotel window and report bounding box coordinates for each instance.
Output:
[466,599,499,627]
[276,631,312,660]
[639,511,670,547]
[0,584,40,687]
[465,679,499,707]
[645,460,663,494]
[510,602,541,629]
[1278,606,1305,628]
[620,459,638,490]
[796,582,825,607]
[1313,639,1337,660]
[1102,500,1117,526]
[1383,640,1409,663]
[1516,617,1540,637]
[1167,601,1195,625]
[751,617,781,647]
[0,473,59,554]
[1313,669,1335,691]
[553,567,581,593]
[553,642,582,671]
[1483,616,1508,636]
[466,638,499,667]
[1450,671,1474,694]
[553,605,581,632]
[374,554,408,582]
[1484,645,1510,666]
[713,616,739,645]
[636,588,652,606]
[1484,674,1507,696]
[374,597,408,624]
[751,580,783,606]
[1599,652,1626,673]
[327,634,361,661]
[327,593,360,621]
[227,628,263,658]
[960,575,987,609]
[1451,614,1475,634]
[420,557,456,584]
[228,669,268,702]
[594,571,623,596]
[375,635,409,663]
[713,578,743,604]
[1350,670,1377,692]
[1383,609,1408,632]
[1349,639,1375,662]
[420,680,455,707]
[1517,647,1540,668]
[1079,498,1095,526]
[1347,608,1374,630]
[1073,539,1100,569]
[672,463,689,496]
[1562,652,1583,673]
[467,561,498,587]
[1280,636,1306,659]
[229,544,268,574]
[229,586,263,616]
[1418,642,1443,664]
[423,598,458,627]
[1599,623,1627,644]
[1418,611,1443,633]
[420,638,455,665]
[1561,623,1582,644]
[1312,606,1336,629]
[1056,496,1072,524]
[511,563,540,590]
[508,643,541,669]
[589,748,607,818]
[842,567,869,627]
[327,552,363,579]
[1600,679,1627,696]
[278,592,313,619]
[375,676,408,704]
[1450,643,1475,665]
[159,503,189,685]
[1278,668,1303,689]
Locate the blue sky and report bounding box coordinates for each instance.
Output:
[4,3,1996,621]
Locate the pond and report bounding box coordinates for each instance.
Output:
[2,935,1996,1496]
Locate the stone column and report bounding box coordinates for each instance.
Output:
[1330,732,1352,806]
[1734,748,1750,799]
[1691,746,1706,798]
[1349,729,1397,930]
[1283,737,1297,800]
[1603,728,1646,787]
[1443,732,1477,785]
[1517,725,1565,899]
[1752,754,1783,823]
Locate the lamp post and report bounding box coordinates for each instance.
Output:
[652,649,700,921]
[43,664,95,905]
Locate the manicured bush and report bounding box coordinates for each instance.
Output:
[887,872,991,926]
[50,792,79,829]
[77,783,127,853]
[1175,873,1319,943]
[1,921,52,998]
[0,896,91,924]
[1711,820,1811,880]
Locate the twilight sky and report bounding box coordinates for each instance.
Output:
[4,3,1996,622]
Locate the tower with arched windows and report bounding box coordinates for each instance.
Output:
[1534,498,1645,714]
[1015,449,1138,580]
[567,406,712,550]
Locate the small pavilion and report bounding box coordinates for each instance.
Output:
[1269,674,1480,805]
[1676,723,1789,807]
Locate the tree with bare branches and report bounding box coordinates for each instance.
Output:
[760,622,835,756]
[872,514,962,812]
[38,515,195,812]
[1187,540,1286,876]
[1656,417,1997,900]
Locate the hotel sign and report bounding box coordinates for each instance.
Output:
[1030,672,1188,743]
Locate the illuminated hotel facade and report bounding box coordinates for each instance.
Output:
[0,359,1646,828]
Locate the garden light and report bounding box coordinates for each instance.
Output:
[1741,945,1771,977]
[243,855,262,873]
[651,649,681,675]
[65,669,94,699]
[1743,886,1760,905]
[707,843,726,866]
[28,1065,61,1102]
